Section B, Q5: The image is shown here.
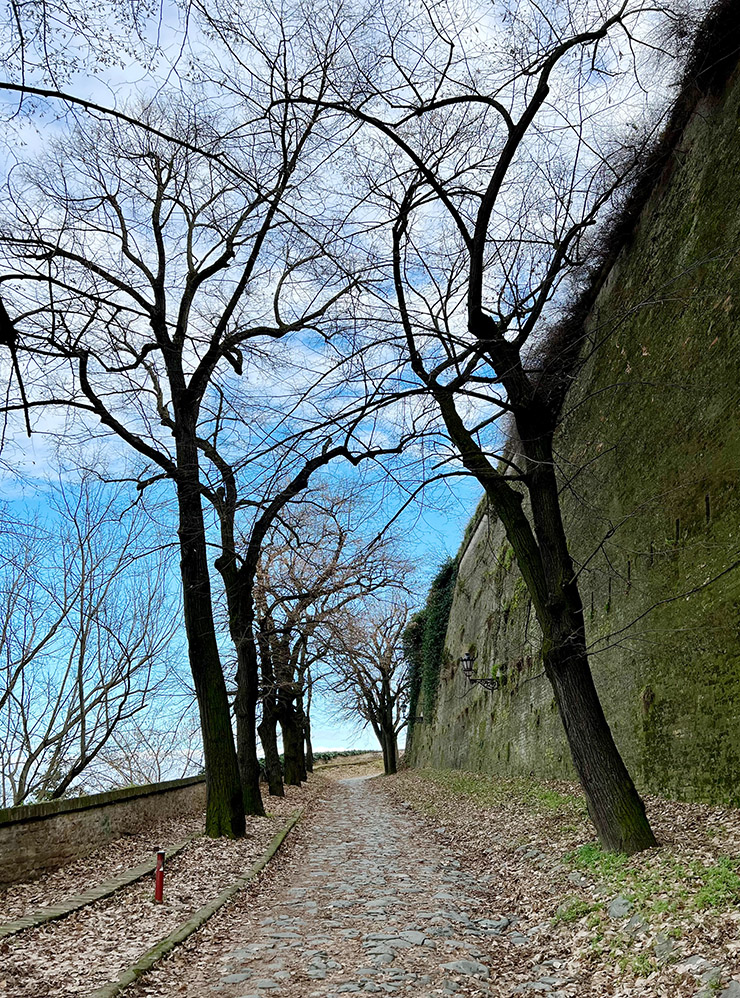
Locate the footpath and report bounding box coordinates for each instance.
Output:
[133,773,563,998]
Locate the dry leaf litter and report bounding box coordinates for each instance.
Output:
[0,786,305,995]
[4,760,740,998]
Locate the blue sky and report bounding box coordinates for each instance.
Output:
[0,432,481,764]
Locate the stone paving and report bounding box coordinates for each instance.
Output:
[210,777,571,998]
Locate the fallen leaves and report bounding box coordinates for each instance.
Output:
[0,788,306,996]
[378,769,740,997]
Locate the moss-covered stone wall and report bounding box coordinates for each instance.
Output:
[408,61,740,804]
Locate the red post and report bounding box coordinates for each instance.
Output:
[154,849,165,903]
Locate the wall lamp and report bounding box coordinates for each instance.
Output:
[459,651,502,691]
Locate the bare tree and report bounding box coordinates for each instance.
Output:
[88,703,203,790]
[253,487,411,794]
[0,20,370,827]
[283,0,699,851]
[0,474,175,806]
[326,604,411,775]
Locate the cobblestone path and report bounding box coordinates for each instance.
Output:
[208,777,567,998]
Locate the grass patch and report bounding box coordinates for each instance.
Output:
[692,856,740,909]
[565,843,740,914]
[553,897,599,924]
[618,952,655,976]
[416,768,587,820]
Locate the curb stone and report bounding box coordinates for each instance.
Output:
[89,809,302,998]
[0,836,197,940]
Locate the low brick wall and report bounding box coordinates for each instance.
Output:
[0,776,206,885]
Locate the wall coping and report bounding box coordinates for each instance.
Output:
[0,775,206,828]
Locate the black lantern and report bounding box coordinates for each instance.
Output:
[459,651,501,691]
[460,651,476,680]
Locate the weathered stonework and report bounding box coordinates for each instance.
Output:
[409,60,740,804]
[0,776,206,885]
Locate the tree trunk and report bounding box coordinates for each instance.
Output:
[280,700,306,785]
[256,636,284,797]
[379,726,397,775]
[217,550,266,817]
[380,730,390,775]
[294,687,313,773]
[234,637,266,816]
[175,472,245,838]
[303,665,314,772]
[385,729,398,775]
[524,435,657,854]
[257,696,284,797]
[544,625,656,853]
[304,718,314,773]
[444,380,657,853]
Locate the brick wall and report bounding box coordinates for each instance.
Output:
[0,776,206,885]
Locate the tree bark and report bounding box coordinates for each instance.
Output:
[256,634,284,797]
[234,637,266,815]
[304,717,314,773]
[544,626,655,853]
[379,726,397,775]
[303,664,314,772]
[385,728,398,775]
[257,697,284,797]
[522,435,657,854]
[175,469,245,838]
[380,731,390,775]
[280,698,306,785]
[216,540,266,816]
[295,689,313,772]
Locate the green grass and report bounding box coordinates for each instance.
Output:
[618,952,655,976]
[552,897,598,924]
[565,842,740,914]
[416,768,587,819]
[692,856,740,909]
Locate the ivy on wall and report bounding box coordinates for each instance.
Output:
[403,558,458,745]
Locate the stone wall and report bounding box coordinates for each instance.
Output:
[0,776,206,885]
[408,58,740,804]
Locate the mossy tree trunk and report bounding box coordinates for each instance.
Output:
[427,361,657,854]
[174,447,245,838]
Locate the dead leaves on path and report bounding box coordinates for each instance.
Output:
[0,791,304,996]
[379,770,740,998]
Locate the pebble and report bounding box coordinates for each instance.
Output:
[607,895,632,919]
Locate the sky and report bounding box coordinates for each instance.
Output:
[0,0,695,781]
